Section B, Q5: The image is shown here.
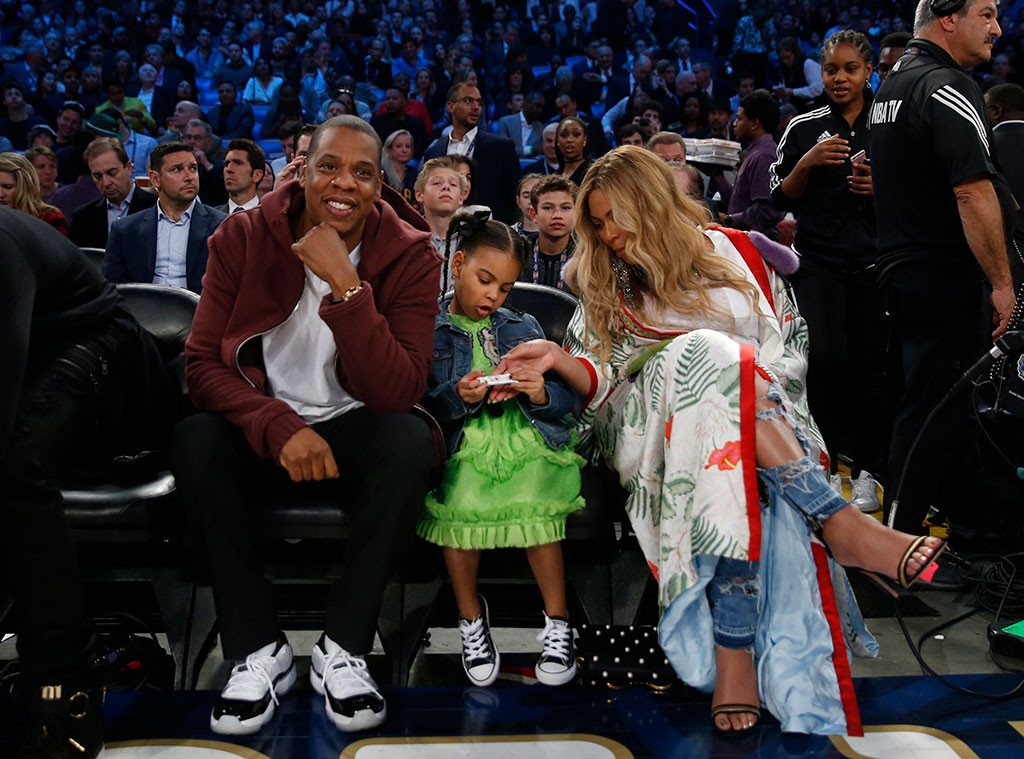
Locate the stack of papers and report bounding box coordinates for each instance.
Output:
[684,138,742,168]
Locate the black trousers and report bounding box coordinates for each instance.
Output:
[881,265,990,533]
[169,408,434,660]
[1,316,172,685]
[790,256,893,478]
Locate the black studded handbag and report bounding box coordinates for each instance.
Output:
[575,624,679,690]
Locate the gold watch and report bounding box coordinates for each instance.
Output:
[332,283,363,303]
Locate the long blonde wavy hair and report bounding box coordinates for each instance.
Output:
[565,146,760,369]
[0,152,60,218]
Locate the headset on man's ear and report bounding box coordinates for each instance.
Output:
[930,0,969,17]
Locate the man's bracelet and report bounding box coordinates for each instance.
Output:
[330,283,363,304]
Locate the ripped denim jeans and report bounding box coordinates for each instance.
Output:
[755,378,848,531]
[708,557,761,649]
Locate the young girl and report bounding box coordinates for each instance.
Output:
[769,30,887,511]
[418,209,585,688]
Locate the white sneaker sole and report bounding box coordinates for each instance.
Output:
[324,702,387,732]
[209,663,297,736]
[310,659,387,732]
[463,649,501,687]
[535,660,577,686]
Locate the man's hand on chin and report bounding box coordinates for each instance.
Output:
[291,222,360,296]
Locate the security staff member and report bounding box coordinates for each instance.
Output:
[870,0,1016,534]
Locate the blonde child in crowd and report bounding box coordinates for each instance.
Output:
[414,156,469,291]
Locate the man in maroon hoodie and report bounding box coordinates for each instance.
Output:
[170,115,442,737]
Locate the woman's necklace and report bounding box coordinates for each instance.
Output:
[610,255,647,309]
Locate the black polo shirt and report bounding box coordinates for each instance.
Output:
[769,96,876,270]
[869,38,1015,284]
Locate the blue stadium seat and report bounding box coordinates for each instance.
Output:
[199,88,218,109]
[259,138,283,160]
[251,104,271,140]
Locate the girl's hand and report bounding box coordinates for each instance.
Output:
[456,370,489,404]
[847,162,873,196]
[799,135,849,168]
[512,369,548,406]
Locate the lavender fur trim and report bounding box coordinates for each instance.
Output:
[748,230,800,275]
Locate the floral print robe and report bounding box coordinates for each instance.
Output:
[566,228,876,735]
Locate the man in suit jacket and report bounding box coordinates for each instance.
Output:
[215,138,266,214]
[422,82,521,223]
[104,142,226,294]
[184,119,228,207]
[70,137,158,249]
[987,83,1024,289]
[497,92,546,159]
[606,55,655,108]
[207,82,256,139]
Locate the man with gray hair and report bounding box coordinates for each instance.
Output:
[144,43,184,91]
[870,0,1016,533]
[522,122,560,175]
[244,20,267,63]
[159,100,204,143]
[607,54,654,106]
[184,118,228,206]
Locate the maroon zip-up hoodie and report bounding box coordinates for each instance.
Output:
[185,180,442,460]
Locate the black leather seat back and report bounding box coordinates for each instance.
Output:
[80,247,105,271]
[505,282,579,346]
[443,282,579,346]
[117,283,200,393]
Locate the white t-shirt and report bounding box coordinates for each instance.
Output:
[262,243,364,423]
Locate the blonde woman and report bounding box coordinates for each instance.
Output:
[0,152,69,235]
[25,145,60,200]
[380,129,417,203]
[494,147,944,735]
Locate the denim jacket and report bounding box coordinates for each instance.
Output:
[423,301,581,456]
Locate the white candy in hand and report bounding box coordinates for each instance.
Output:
[476,373,519,386]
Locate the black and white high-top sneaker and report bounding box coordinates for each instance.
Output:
[310,634,386,732]
[210,635,296,735]
[535,613,576,686]
[458,596,500,687]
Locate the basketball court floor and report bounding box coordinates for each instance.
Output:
[3,469,1024,758]
[3,580,1024,759]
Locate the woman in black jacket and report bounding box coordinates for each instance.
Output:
[768,30,889,512]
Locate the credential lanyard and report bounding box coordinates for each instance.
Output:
[532,245,569,290]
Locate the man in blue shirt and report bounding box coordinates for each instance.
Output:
[103,142,226,294]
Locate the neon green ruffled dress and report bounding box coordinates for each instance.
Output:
[417,313,585,550]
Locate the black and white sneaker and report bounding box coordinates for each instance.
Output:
[535,613,576,686]
[311,634,386,732]
[210,635,296,735]
[459,596,500,687]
